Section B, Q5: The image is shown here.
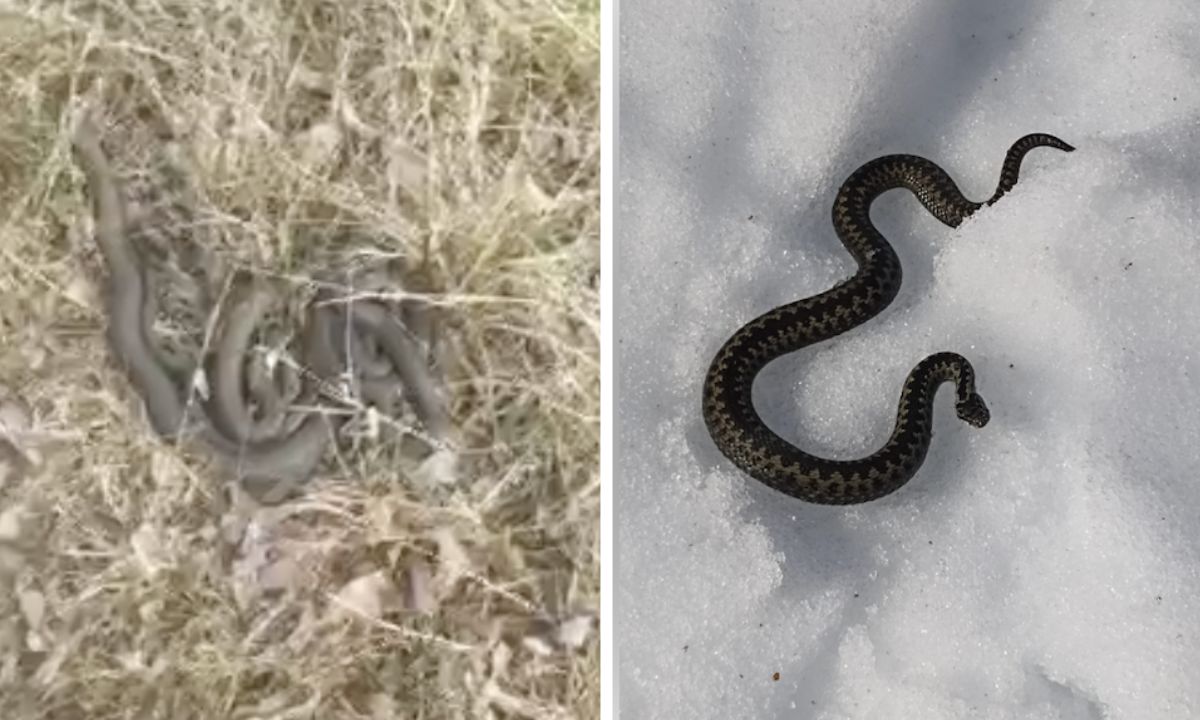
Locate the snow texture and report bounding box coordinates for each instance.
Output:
[615,1,1200,718]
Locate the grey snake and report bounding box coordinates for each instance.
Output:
[702,133,1074,504]
[73,117,452,502]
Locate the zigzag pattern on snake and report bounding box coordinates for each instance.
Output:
[702,134,1074,505]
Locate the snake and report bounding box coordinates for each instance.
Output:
[702,133,1074,505]
[72,116,452,503]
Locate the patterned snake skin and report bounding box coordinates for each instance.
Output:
[702,134,1074,504]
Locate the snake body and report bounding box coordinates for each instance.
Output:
[208,277,299,443]
[702,134,1074,504]
[73,117,451,502]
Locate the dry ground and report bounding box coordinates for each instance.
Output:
[0,1,599,717]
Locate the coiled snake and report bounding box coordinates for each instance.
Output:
[702,134,1073,504]
[73,116,453,503]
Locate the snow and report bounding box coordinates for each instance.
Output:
[614,1,1200,718]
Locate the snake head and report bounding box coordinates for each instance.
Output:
[955,393,990,428]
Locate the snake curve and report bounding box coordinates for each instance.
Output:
[702,134,1074,505]
[73,116,452,503]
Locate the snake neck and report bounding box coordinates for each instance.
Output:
[889,352,985,446]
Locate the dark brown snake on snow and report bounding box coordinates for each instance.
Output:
[73,117,451,502]
[702,134,1074,505]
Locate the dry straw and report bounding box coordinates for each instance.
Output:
[0,0,598,717]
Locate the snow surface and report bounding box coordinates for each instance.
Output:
[615,1,1200,718]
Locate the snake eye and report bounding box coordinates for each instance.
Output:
[956,394,990,428]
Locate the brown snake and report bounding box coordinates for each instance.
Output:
[73,117,451,502]
[702,134,1073,505]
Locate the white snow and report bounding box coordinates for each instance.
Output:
[615,1,1200,718]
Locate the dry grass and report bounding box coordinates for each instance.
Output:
[0,1,598,718]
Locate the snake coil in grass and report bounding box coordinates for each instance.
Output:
[702,134,1074,504]
[73,116,452,503]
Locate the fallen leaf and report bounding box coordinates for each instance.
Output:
[332,570,396,621]
[387,138,428,200]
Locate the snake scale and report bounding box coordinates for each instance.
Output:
[73,116,451,503]
[702,133,1074,505]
